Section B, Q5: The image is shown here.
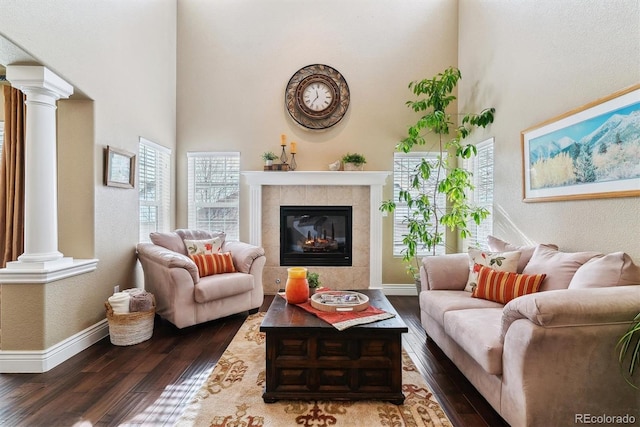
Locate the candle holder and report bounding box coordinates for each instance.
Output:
[289,153,297,171]
[280,146,288,164]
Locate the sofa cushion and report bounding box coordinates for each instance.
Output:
[522,244,601,291]
[444,308,504,375]
[472,265,546,304]
[184,237,223,255]
[419,290,503,327]
[194,272,254,303]
[465,248,521,292]
[568,252,640,289]
[422,253,470,291]
[487,235,558,273]
[191,252,236,277]
[150,231,187,254]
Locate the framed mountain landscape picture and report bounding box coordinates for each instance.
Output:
[521,84,640,202]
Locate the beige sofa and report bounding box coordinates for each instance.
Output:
[136,229,265,328]
[419,241,640,427]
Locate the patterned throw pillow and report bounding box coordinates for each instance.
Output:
[190,252,236,277]
[472,264,546,304]
[465,248,521,292]
[183,237,223,255]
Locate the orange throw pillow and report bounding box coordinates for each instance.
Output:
[191,252,236,277]
[472,264,545,304]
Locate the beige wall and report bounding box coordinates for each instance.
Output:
[176,0,459,284]
[0,0,638,350]
[0,0,177,350]
[458,0,640,261]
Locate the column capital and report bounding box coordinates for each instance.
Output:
[6,65,73,100]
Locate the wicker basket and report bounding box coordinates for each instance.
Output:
[105,295,155,346]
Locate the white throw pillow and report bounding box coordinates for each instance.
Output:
[464,248,522,292]
[183,237,223,255]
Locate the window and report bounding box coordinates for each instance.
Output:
[187,152,240,241]
[392,152,446,257]
[464,138,494,250]
[138,138,171,242]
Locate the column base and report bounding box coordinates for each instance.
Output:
[17,250,65,264]
[8,256,72,270]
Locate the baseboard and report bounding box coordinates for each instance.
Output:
[0,319,109,373]
[380,283,419,296]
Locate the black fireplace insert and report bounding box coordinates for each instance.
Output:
[280,205,352,266]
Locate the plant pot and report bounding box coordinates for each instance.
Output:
[343,162,364,171]
[264,160,273,167]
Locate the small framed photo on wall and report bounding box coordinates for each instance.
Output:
[105,145,136,188]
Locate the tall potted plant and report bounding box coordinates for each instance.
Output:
[617,312,640,389]
[380,67,495,282]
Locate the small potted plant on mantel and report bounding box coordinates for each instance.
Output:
[261,151,278,167]
[342,153,367,171]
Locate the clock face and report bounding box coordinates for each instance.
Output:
[302,81,333,112]
[285,64,350,131]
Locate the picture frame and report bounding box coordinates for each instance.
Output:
[105,145,136,188]
[521,84,640,202]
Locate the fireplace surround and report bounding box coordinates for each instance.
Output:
[242,171,389,294]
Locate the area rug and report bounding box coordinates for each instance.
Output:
[177,312,452,427]
[176,312,452,427]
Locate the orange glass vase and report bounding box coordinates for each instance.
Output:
[285,267,309,304]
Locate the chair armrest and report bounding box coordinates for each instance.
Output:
[136,242,199,283]
[501,285,640,342]
[419,253,469,291]
[222,240,266,274]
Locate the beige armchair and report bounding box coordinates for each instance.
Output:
[136,229,266,328]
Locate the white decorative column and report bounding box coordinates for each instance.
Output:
[5,66,72,269]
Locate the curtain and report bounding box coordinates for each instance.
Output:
[0,85,25,267]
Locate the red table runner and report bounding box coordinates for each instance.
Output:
[296,300,396,331]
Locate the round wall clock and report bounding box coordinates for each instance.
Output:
[285,64,350,131]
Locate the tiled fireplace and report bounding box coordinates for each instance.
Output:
[242,171,389,294]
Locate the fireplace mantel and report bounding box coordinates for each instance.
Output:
[242,171,390,186]
[241,171,390,288]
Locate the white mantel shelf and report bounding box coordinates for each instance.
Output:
[242,171,390,186]
[241,170,391,288]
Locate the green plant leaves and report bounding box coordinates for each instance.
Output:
[381,66,495,275]
[617,312,640,389]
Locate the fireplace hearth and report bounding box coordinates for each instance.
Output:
[280,206,352,266]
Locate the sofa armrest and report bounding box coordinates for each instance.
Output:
[136,242,199,283]
[222,241,266,274]
[419,253,469,291]
[501,285,640,342]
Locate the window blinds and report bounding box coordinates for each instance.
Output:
[138,137,171,242]
[187,152,240,241]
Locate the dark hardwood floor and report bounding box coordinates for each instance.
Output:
[0,295,509,427]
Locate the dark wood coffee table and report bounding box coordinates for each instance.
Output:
[260,289,408,404]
